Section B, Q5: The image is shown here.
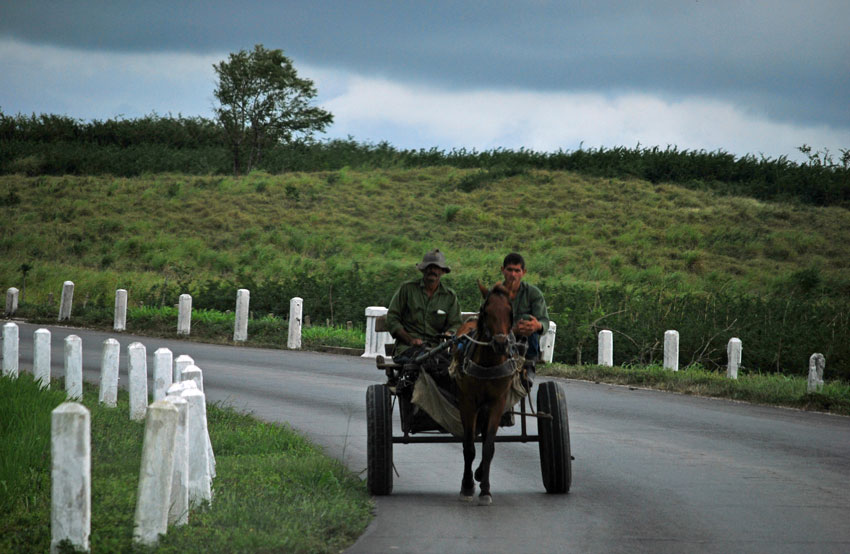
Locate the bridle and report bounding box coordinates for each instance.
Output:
[458,289,518,379]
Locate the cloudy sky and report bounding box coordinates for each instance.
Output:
[1,1,848,162]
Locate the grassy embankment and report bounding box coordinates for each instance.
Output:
[2,168,850,376]
[0,373,372,553]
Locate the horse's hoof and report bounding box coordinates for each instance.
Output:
[478,494,493,506]
[459,488,475,502]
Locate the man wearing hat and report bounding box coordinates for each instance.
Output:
[386,249,462,362]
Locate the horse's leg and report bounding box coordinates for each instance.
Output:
[459,404,477,502]
[477,395,509,505]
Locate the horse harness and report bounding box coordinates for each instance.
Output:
[456,291,521,380]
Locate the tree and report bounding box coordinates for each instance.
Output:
[213,44,333,176]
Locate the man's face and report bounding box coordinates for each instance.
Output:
[501,263,526,285]
[422,264,446,284]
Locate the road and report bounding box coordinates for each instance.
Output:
[10,321,850,553]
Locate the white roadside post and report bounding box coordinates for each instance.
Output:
[164,395,189,526]
[182,387,213,507]
[99,338,120,407]
[34,328,51,388]
[598,329,614,367]
[5,287,18,316]
[807,353,825,393]
[153,347,173,402]
[2,322,19,378]
[362,306,390,358]
[64,335,83,400]
[51,402,90,554]
[727,338,742,380]
[540,320,557,363]
[133,400,178,546]
[234,289,249,342]
[128,342,148,421]
[173,354,194,384]
[114,289,128,332]
[177,294,192,336]
[58,281,74,321]
[287,297,303,349]
[663,330,679,371]
[181,365,215,478]
[181,365,204,392]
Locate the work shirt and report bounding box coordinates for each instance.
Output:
[386,277,462,356]
[511,281,550,336]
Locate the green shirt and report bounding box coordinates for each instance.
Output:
[386,277,462,355]
[511,281,550,335]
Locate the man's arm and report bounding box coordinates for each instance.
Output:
[386,283,422,346]
[514,285,549,337]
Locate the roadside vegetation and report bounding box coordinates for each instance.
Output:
[3,166,849,378]
[540,363,850,416]
[0,373,373,553]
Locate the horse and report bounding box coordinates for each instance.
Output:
[453,281,517,505]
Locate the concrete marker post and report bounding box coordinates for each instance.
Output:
[99,338,120,406]
[808,353,825,393]
[58,281,74,321]
[2,322,19,377]
[540,320,557,363]
[727,338,742,380]
[114,289,128,332]
[34,328,51,388]
[164,395,189,526]
[50,402,90,554]
[288,297,303,349]
[153,347,173,402]
[182,388,212,507]
[234,289,249,342]
[128,342,148,421]
[173,354,194,384]
[663,330,679,372]
[362,306,389,358]
[64,335,83,400]
[5,287,18,316]
[133,400,178,546]
[598,329,614,367]
[177,294,192,336]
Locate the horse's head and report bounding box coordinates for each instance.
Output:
[477,282,514,357]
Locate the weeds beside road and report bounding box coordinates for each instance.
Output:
[0,374,372,553]
[542,363,850,416]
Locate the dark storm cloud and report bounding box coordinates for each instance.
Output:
[2,0,848,127]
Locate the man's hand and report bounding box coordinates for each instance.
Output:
[515,316,542,337]
[397,328,423,347]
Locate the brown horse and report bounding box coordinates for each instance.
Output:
[454,282,517,505]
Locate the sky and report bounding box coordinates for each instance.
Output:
[1,1,848,162]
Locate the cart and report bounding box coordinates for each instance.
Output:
[366,340,571,496]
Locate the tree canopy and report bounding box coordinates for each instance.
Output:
[213,44,333,175]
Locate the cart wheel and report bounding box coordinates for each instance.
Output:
[367,384,393,495]
[537,381,571,494]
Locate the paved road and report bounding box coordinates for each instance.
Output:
[11,322,850,553]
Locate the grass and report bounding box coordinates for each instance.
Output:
[540,363,850,415]
[14,303,367,350]
[2,169,849,375]
[0,374,373,553]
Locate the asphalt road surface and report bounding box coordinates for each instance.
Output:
[10,322,850,553]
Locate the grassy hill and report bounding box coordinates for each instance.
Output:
[2,168,849,376]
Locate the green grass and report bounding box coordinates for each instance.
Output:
[2,169,849,375]
[0,374,372,553]
[540,363,850,415]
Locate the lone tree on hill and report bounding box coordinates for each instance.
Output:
[213,44,333,176]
